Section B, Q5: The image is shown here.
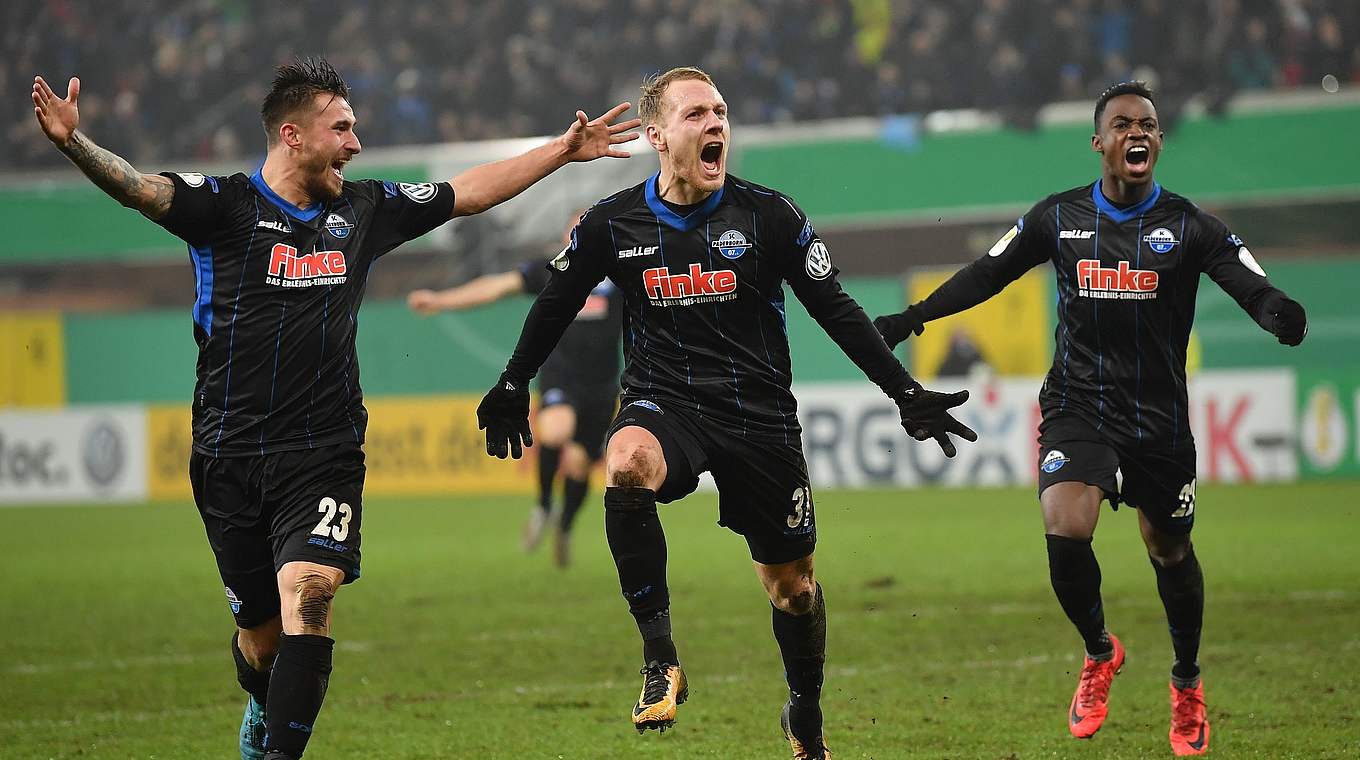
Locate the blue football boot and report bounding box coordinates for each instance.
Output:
[239,695,267,760]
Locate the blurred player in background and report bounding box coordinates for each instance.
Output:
[874,81,1308,756]
[476,67,976,760]
[408,214,623,567]
[33,57,639,760]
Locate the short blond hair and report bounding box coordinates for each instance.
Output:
[639,67,716,125]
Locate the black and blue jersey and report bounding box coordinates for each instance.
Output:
[500,173,913,443]
[517,260,622,391]
[915,180,1294,450]
[152,169,455,457]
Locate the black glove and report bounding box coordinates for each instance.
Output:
[477,376,532,459]
[873,305,926,350]
[1271,298,1307,346]
[893,384,978,457]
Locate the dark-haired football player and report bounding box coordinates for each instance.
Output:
[34,56,639,760]
[874,81,1307,756]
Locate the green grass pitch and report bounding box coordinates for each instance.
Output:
[3,482,1358,759]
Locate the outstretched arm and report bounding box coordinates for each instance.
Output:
[876,212,1050,348]
[33,75,174,220]
[408,271,526,315]
[450,103,640,218]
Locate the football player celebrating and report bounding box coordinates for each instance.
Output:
[477,67,975,760]
[33,57,639,760]
[874,81,1307,756]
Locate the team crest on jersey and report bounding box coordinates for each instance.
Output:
[324,212,354,239]
[1041,450,1069,473]
[398,182,438,203]
[224,586,242,614]
[1143,227,1179,254]
[712,230,750,259]
[805,241,832,280]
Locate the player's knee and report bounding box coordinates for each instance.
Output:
[770,578,817,616]
[607,443,661,489]
[1148,536,1191,567]
[561,444,590,480]
[290,573,338,632]
[236,621,281,669]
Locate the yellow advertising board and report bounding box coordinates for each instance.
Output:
[0,311,66,407]
[147,403,194,500]
[907,268,1050,379]
[362,394,534,495]
[146,394,534,500]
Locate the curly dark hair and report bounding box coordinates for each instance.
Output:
[261,57,350,145]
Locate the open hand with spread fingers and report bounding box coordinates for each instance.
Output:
[32,75,81,148]
[894,385,977,457]
[558,101,642,162]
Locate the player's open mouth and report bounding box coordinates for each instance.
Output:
[331,160,347,181]
[1125,145,1150,173]
[700,142,723,177]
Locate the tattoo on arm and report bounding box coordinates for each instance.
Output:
[61,131,175,219]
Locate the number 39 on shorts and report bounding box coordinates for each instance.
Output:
[312,496,353,542]
[1171,479,1197,519]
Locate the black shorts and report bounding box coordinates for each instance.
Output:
[607,398,816,565]
[1037,414,1198,535]
[189,442,365,628]
[540,382,618,459]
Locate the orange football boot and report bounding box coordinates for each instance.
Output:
[632,661,687,733]
[1169,680,1210,755]
[1068,633,1126,738]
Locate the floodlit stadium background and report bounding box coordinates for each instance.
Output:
[3,2,1358,758]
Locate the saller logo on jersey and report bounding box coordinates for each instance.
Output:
[267,243,348,287]
[642,264,737,306]
[1076,259,1158,300]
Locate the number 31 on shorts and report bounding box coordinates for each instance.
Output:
[312,496,353,542]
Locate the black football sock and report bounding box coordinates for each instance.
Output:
[537,445,562,511]
[264,633,334,758]
[559,475,590,534]
[604,486,677,665]
[1151,546,1204,685]
[1046,534,1112,657]
[232,631,272,707]
[773,583,826,742]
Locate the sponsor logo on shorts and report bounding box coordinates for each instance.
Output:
[1041,449,1069,473]
[266,243,348,287]
[324,212,354,239]
[1143,227,1179,254]
[643,263,737,306]
[1076,259,1158,300]
[628,400,662,414]
[1171,478,1197,518]
[225,586,242,614]
[307,536,350,552]
[712,229,750,259]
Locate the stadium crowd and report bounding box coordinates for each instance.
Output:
[5,0,1357,170]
